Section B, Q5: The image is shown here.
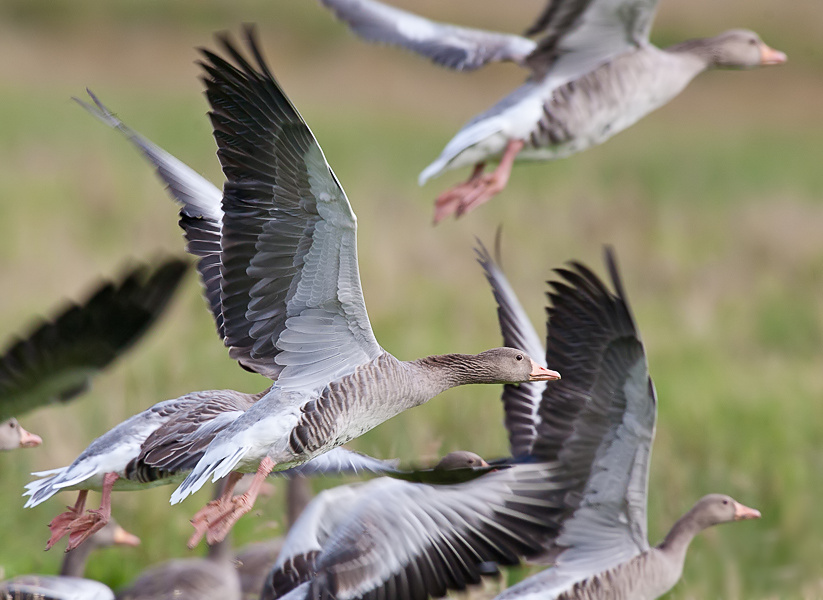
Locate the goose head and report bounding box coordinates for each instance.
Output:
[708,30,786,68]
[434,451,489,470]
[0,418,42,450]
[473,347,560,384]
[688,494,761,531]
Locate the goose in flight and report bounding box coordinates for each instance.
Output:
[320,0,787,222]
[71,28,557,550]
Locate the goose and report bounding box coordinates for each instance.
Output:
[261,245,760,600]
[0,417,42,451]
[319,0,787,222]
[0,519,140,600]
[0,258,187,448]
[145,27,556,549]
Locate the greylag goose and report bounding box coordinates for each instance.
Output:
[0,258,187,449]
[261,246,760,600]
[164,28,557,548]
[0,519,140,600]
[0,418,42,451]
[477,247,761,600]
[320,0,787,222]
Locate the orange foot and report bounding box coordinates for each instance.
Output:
[45,491,88,550]
[65,508,109,552]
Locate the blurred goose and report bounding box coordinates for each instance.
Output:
[0,417,42,451]
[320,0,787,222]
[0,258,187,448]
[263,246,760,600]
[481,246,760,600]
[149,28,556,548]
[0,519,140,600]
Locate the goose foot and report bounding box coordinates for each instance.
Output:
[45,490,88,550]
[432,139,524,224]
[64,472,119,552]
[187,458,276,548]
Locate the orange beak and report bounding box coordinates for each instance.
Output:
[528,360,561,382]
[733,501,761,521]
[18,426,43,448]
[112,525,142,547]
[760,44,787,66]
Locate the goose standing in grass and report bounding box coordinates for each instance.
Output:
[0,519,140,600]
[263,245,761,600]
[0,258,187,449]
[320,0,787,222]
[148,28,557,548]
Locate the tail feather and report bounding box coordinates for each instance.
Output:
[169,446,248,505]
[23,469,65,508]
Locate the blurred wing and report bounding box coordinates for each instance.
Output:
[475,240,546,458]
[320,0,536,71]
[75,92,279,379]
[201,28,382,392]
[280,447,399,477]
[524,0,661,78]
[533,249,656,573]
[0,576,114,600]
[0,259,187,422]
[265,463,563,600]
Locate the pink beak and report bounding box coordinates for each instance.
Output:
[112,524,142,547]
[760,44,787,66]
[733,501,761,521]
[18,426,43,448]
[529,361,561,382]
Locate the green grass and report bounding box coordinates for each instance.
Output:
[1,2,823,598]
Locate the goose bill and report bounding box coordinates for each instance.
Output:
[760,45,787,65]
[19,426,42,448]
[528,361,561,381]
[733,502,761,521]
[112,525,142,547]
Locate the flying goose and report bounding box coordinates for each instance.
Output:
[0,258,187,449]
[151,28,557,548]
[0,519,140,600]
[261,246,760,600]
[319,0,787,222]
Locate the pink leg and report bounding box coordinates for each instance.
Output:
[188,458,277,548]
[45,490,88,550]
[187,470,245,549]
[455,139,524,217]
[65,472,119,552]
[433,163,486,225]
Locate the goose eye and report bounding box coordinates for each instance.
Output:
[8,422,14,429]
[748,38,757,45]
[722,499,729,505]
[515,354,523,361]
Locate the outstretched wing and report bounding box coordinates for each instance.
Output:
[525,0,661,78]
[320,0,536,71]
[0,259,187,422]
[263,462,563,600]
[532,249,656,573]
[476,239,546,458]
[201,28,383,393]
[75,92,279,379]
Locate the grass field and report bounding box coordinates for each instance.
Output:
[1,1,822,597]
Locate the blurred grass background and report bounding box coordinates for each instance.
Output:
[0,0,822,597]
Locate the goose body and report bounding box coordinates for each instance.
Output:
[321,0,786,222]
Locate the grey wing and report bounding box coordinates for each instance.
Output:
[280,447,399,477]
[126,389,263,483]
[533,248,655,573]
[524,0,661,78]
[0,259,187,422]
[200,28,382,392]
[264,463,564,600]
[75,92,278,379]
[320,0,536,71]
[475,240,546,458]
